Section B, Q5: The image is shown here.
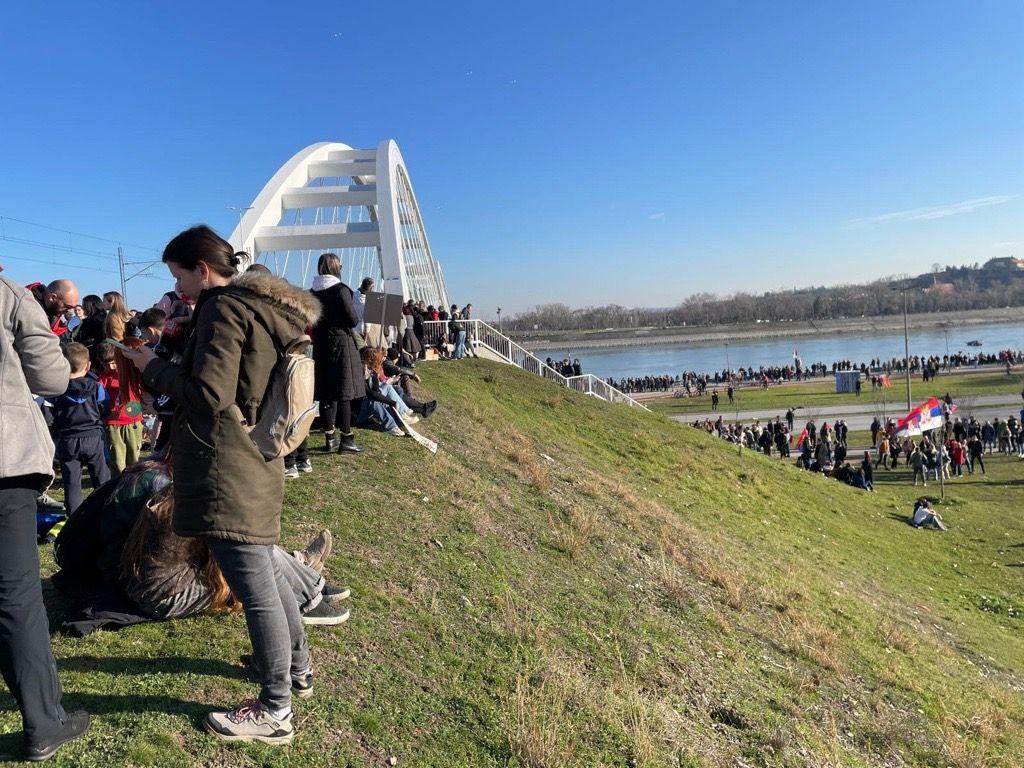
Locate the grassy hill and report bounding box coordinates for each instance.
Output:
[3,359,1022,767]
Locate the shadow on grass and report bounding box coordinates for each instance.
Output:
[57,655,249,681]
[0,692,211,762]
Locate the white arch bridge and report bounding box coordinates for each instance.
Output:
[229,140,449,309]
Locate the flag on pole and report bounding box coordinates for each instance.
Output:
[894,397,955,436]
[793,427,808,448]
[879,374,891,388]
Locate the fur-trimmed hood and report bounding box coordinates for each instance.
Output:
[230,269,322,327]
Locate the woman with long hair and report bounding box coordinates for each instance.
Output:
[309,253,365,453]
[101,291,131,342]
[123,225,329,744]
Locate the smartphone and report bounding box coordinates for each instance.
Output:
[104,338,134,353]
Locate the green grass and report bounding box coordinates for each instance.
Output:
[3,359,1023,766]
[647,369,1024,417]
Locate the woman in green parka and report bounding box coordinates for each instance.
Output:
[125,225,322,745]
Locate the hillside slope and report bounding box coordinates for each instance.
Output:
[4,359,1022,767]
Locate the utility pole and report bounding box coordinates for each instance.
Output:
[497,307,502,333]
[902,286,912,412]
[117,245,128,305]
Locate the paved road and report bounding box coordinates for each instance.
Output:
[671,392,1024,437]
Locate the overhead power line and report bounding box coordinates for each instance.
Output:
[0,214,161,253]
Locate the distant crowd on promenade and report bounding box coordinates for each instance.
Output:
[603,348,1023,397]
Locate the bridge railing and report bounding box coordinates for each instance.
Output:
[421,319,647,409]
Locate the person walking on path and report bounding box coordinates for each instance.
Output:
[310,254,365,454]
[0,275,91,761]
[125,225,325,745]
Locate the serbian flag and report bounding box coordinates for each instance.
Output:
[895,397,951,436]
[793,427,808,448]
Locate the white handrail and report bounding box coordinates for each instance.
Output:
[421,319,648,410]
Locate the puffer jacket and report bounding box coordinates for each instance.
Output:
[0,277,71,485]
[141,271,321,544]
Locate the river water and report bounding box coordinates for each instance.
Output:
[536,321,1024,380]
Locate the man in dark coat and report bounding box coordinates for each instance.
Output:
[309,254,366,453]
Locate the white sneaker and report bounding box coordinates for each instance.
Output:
[204,699,294,745]
[284,466,300,480]
[389,427,405,436]
[404,413,421,425]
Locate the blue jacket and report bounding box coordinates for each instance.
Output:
[52,374,106,437]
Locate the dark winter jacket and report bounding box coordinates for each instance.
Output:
[142,270,321,545]
[310,281,366,403]
[52,375,106,437]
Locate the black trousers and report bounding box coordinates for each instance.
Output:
[55,432,109,515]
[0,480,69,745]
[319,399,352,434]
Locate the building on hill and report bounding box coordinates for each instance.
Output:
[984,256,1024,270]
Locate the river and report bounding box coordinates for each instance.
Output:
[536,321,1024,380]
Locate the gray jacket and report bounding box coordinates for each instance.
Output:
[0,276,70,484]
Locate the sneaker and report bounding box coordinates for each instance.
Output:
[301,600,351,626]
[240,655,314,699]
[25,711,91,762]
[295,529,332,573]
[323,582,351,602]
[298,459,313,473]
[204,699,294,745]
[389,427,405,437]
[284,466,300,480]
[36,492,65,511]
[421,400,438,418]
[404,413,421,425]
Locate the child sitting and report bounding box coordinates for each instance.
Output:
[52,343,110,514]
[95,341,144,476]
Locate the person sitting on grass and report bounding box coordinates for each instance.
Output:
[384,347,437,418]
[355,347,419,435]
[53,461,351,633]
[911,498,947,531]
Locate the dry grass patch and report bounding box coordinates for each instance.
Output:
[785,613,842,673]
[547,504,600,559]
[508,670,578,768]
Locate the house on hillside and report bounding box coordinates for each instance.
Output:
[984,256,1024,270]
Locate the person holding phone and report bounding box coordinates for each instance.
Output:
[123,225,323,745]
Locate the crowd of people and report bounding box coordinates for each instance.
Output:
[693,396,1024,497]
[606,348,1023,399]
[0,225,466,758]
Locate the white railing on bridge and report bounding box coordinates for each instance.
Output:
[422,319,648,410]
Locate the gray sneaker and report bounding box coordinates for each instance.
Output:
[298,459,313,473]
[284,465,300,480]
[294,529,332,573]
[203,699,294,745]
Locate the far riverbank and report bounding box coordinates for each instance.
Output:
[513,306,1024,352]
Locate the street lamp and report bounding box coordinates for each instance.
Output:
[497,307,502,333]
[891,282,913,412]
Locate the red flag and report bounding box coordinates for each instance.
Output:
[793,427,808,448]
[880,374,891,388]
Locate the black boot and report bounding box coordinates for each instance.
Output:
[420,400,438,418]
[324,431,339,452]
[337,432,362,454]
[25,711,91,762]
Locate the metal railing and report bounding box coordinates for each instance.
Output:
[422,319,648,409]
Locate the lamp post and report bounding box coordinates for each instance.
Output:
[897,284,912,412]
[497,307,502,333]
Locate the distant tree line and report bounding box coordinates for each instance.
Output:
[505,260,1024,332]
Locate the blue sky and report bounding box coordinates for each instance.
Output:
[0,1,1021,316]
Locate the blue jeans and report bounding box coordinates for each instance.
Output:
[206,538,310,711]
[356,384,411,432]
[453,330,467,359]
